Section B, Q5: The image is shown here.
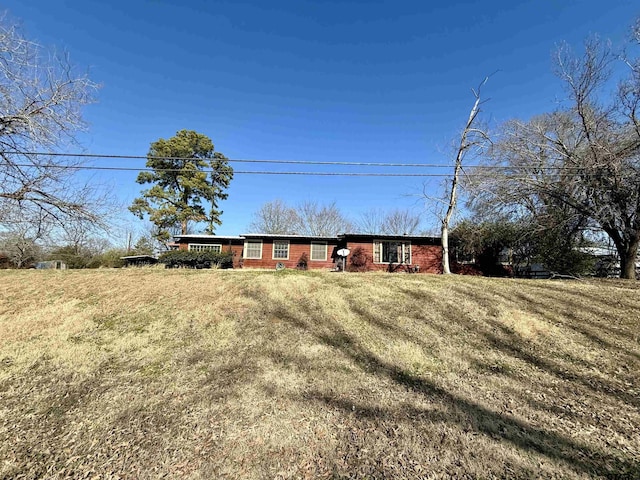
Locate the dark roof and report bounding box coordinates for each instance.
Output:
[240,233,338,240]
[173,233,441,242]
[173,234,244,241]
[339,233,441,242]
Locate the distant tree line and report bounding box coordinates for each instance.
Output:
[0,231,156,269]
[248,199,426,236]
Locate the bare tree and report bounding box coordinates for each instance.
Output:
[0,221,42,268]
[248,199,352,236]
[356,208,422,235]
[471,33,640,279]
[441,78,490,274]
[356,209,386,234]
[295,200,352,236]
[248,199,300,234]
[131,221,176,253]
[0,16,100,228]
[384,208,422,235]
[57,215,112,258]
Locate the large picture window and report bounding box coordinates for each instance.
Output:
[188,244,221,253]
[310,241,327,261]
[373,240,411,264]
[244,239,263,259]
[272,240,290,260]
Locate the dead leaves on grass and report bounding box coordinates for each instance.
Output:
[0,270,639,479]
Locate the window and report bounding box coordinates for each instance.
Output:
[244,239,263,259]
[373,240,411,264]
[455,250,475,265]
[188,244,221,253]
[310,241,327,261]
[272,240,290,260]
[498,247,511,265]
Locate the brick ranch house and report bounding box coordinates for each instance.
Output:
[173,233,443,273]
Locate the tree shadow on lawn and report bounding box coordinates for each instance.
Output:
[523,279,640,314]
[441,283,640,408]
[349,301,442,354]
[498,281,639,356]
[252,287,638,479]
[322,329,636,478]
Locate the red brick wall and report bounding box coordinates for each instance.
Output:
[412,244,443,274]
[175,237,442,273]
[344,240,442,274]
[241,239,339,270]
[226,244,244,268]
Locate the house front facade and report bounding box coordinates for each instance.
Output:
[338,233,442,273]
[173,232,442,273]
[241,234,340,269]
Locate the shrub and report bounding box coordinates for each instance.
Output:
[95,249,128,268]
[348,246,370,272]
[296,252,308,270]
[159,250,234,269]
[47,245,89,269]
[450,262,483,276]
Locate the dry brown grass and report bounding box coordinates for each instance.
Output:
[0,268,638,479]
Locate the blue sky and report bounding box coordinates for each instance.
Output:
[4,0,639,241]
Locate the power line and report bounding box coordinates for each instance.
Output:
[7,162,617,178]
[1,151,455,168]
[4,163,462,177]
[0,150,607,170]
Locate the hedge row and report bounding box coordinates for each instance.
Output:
[159,250,234,269]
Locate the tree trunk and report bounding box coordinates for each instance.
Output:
[441,78,487,274]
[441,223,450,274]
[618,237,639,279]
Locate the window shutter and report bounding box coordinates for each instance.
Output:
[373,241,381,263]
[403,242,411,263]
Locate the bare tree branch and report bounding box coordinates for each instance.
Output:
[248,199,300,234]
[0,15,102,231]
[470,32,640,279]
[248,199,352,236]
[355,208,422,235]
